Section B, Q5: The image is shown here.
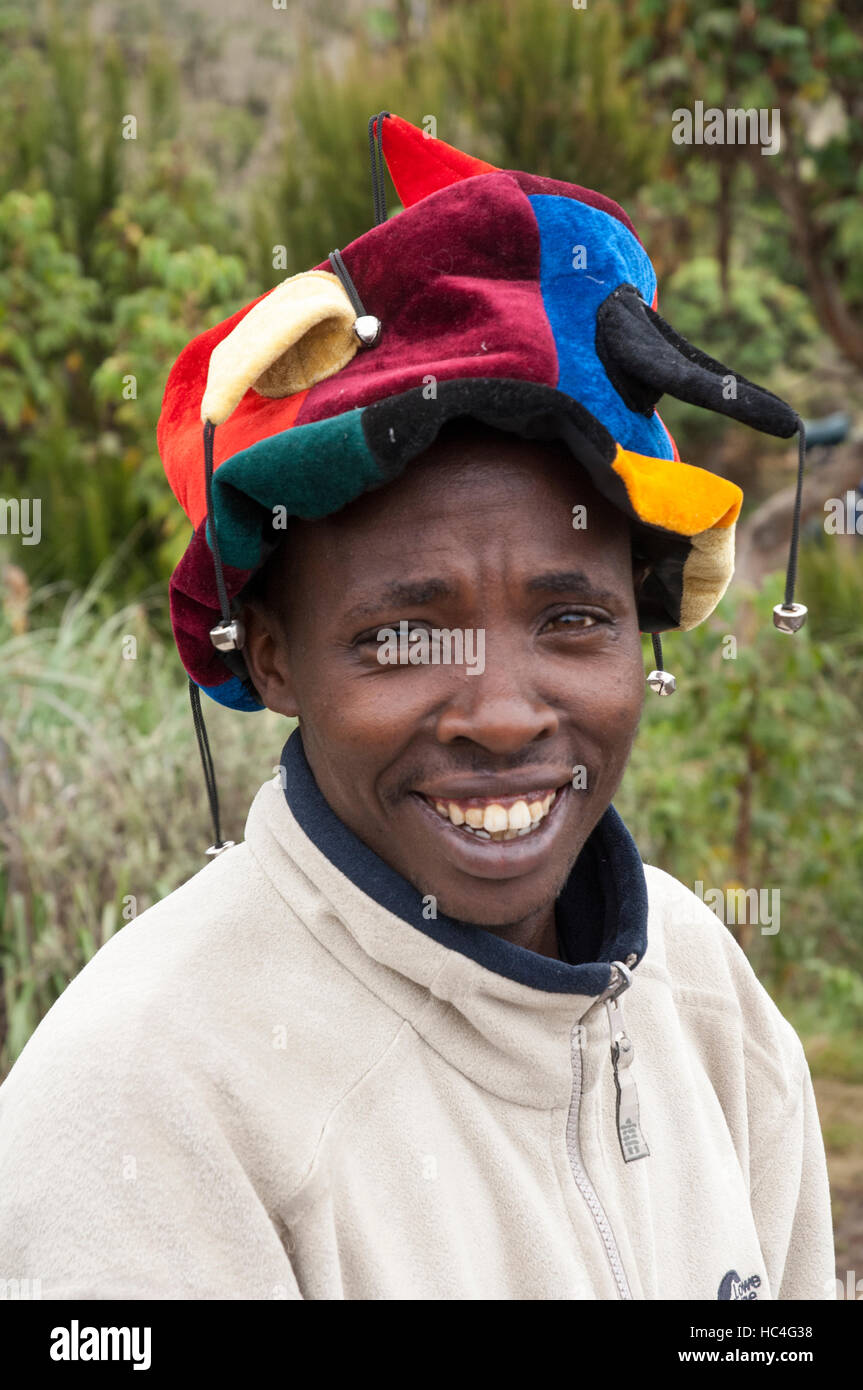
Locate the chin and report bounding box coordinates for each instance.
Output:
[422,862,576,930]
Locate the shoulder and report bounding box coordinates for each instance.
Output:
[17,839,299,1039]
[0,837,395,1195]
[640,862,808,1098]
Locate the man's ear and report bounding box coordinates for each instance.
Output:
[241,598,301,718]
[631,552,653,605]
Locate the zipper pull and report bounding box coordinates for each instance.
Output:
[605,965,650,1164]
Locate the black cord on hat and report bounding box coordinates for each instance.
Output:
[648,415,809,690]
[784,416,806,608]
[328,247,367,318]
[204,419,231,627]
[328,247,383,346]
[646,631,675,696]
[772,415,809,633]
[188,677,231,855]
[368,111,391,226]
[186,418,239,857]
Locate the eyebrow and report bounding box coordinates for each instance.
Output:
[344,578,457,621]
[525,570,622,606]
[344,569,621,622]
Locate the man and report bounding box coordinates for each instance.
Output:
[0,115,831,1300]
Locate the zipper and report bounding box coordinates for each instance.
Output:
[605,982,650,1163]
[563,955,644,1300]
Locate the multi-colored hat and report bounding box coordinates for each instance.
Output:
[158,113,808,844]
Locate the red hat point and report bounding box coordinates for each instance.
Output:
[379,113,496,208]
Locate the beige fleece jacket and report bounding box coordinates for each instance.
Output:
[0,747,835,1301]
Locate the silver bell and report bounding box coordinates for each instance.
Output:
[209,617,245,652]
[772,602,808,633]
[206,840,236,857]
[353,314,382,346]
[647,668,676,696]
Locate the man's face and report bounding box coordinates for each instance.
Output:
[243,427,646,929]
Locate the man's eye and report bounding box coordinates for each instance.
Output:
[541,611,600,633]
[354,623,431,646]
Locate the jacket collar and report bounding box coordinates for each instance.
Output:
[242,728,649,1104]
[279,727,647,993]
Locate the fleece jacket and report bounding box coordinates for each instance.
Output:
[0,730,835,1301]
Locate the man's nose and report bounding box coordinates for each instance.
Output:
[434,661,559,755]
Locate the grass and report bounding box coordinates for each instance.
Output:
[0,550,288,1076]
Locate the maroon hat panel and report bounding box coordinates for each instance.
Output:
[296,171,559,426]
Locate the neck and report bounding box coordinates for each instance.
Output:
[466,901,560,960]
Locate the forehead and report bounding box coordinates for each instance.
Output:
[263,424,634,599]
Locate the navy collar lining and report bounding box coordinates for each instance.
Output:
[279,728,647,996]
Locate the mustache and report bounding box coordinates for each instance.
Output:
[390,750,588,802]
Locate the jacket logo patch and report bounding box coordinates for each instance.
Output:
[718,1268,762,1300]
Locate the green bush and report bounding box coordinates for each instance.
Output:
[0,5,257,594]
[618,560,863,1005]
[0,557,288,1076]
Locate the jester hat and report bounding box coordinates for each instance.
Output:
[159,112,808,722]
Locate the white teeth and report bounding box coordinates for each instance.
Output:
[507,800,531,830]
[482,803,509,833]
[465,823,536,842]
[426,787,563,841]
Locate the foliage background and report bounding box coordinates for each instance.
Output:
[1,0,861,1274]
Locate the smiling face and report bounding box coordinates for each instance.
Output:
[242,423,647,950]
